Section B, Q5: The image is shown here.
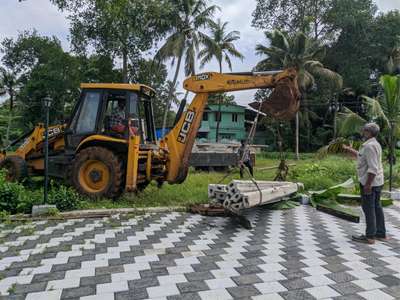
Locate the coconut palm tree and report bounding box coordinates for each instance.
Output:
[198,18,244,142]
[155,0,219,135]
[255,29,343,156]
[198,19,244,73]
[0,67,19,144]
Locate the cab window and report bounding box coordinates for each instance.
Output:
[74,91,101,134]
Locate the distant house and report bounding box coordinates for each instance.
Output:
[197,104,247,142]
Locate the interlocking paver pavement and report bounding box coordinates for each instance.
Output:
[1,203,400,299]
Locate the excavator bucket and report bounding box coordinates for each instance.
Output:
[249,77,300,121]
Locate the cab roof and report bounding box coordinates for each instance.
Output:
[80,83,155,94]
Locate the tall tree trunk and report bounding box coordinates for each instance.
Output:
[295,112,299,160]
[5,91,13,143]
[122,49,128,83]
[215,60,223,143]
[389,123,395,191]
[162,53,183,136]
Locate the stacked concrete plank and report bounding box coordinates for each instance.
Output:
[208,180,302,212]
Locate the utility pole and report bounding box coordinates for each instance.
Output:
[43,96,52,204]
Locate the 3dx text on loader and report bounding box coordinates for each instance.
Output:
[0,68,300,199]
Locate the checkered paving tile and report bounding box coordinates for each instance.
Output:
[0,203,400,299]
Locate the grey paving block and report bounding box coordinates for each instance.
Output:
[375,275,400,286]
[330,282,364,295]
[61,285,96,299]
[177,281,208,293]
[14,282,47,294]
[191,262,218,272]
[114,291,134,300]
[362,257,388,268]
[280,278,313,290]
[235,265,264,275]
[280,289,316,300]
[238,258,266,267]
[327,271,357,283]
[367,266,396,276]
[280,269,309,280]
[10,260,41,269]
[227,285,261,298]
[322,256,347,265]
[95,265,124,276]
[167,292,202,300]
[382,285,400,298]
[198,255,222,264]
[51,262,81,272]
[243,245,265,252]
[80,274,111,286]
[232,274,263,286]
[108,257,136,266]
[139,267,169,278]
[128,277,159,290]
[324,263,351,273]
[31,270,66,283]
[281,260,308,269]
[185,271,214,282]
[68,254,96,264]
[333,295,365,300]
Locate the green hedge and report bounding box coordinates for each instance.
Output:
[0,172,83,214]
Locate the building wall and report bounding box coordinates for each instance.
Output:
[198,104,246,142]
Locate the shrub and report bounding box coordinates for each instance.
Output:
[48,183,83,211]
[0,172,29,214]
[0,172,82,214]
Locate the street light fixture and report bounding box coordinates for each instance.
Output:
[43,96,52,204]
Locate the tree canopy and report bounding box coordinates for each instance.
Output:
[51,0,171,82]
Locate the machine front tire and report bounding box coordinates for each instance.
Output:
[0,156,28,182]
[71,147,124,199]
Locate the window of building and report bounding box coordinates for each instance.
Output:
[197,132,208,139]
[232,113,238,122]
[203,112,208,121]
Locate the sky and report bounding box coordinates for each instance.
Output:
[1,0,400,107]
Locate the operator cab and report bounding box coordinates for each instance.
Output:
[65,83,156,149]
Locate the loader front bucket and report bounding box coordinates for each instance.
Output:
[249,77,300,121]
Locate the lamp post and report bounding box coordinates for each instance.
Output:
[43,96,52,204]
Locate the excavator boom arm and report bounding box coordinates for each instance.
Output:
[183,69,297,93]
[161,68,299,184]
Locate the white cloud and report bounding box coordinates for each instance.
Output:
[0,0,69,49]
[375,0,400,12]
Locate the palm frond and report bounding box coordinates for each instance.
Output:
[292,32,307,57]
[362,96,389,125]
[305,61,343,90]
[337,107,366,136]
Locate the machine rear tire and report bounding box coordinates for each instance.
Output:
[0,156,28,182]
[71,147,124,199]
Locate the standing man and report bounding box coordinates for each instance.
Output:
[343,123,387,244]
[238,140,254,178]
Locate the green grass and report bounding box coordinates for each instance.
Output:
[2,153,395,212]
[81,154,363,209]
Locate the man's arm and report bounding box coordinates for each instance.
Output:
[342,145,359,159]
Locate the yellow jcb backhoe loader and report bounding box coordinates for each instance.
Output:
[0,68,299,198]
